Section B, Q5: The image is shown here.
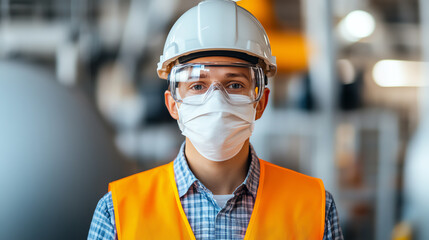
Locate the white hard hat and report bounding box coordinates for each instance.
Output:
[157,0,277,79]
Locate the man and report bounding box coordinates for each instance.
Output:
[88,0,343,239]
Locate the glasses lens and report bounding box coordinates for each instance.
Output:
[170,63,264,105]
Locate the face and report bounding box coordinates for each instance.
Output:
[164,56,270,120]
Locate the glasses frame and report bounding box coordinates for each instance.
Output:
[169,62,266,105]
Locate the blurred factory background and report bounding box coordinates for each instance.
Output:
[0,0,428,239]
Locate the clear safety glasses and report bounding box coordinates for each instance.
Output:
[169,62,266,105]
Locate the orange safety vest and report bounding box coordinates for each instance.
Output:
[109,159,325,240]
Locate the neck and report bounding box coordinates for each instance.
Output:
[184,138,250,195]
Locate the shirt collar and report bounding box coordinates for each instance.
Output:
[173,141,260,198]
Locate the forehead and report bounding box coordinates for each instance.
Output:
[186,56,250,64]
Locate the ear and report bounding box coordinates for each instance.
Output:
[255,88,270,120]
[165,90,179,120]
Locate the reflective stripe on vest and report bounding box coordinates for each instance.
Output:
[109,159,325,240]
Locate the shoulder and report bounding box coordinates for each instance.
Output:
[325,191,334,208]
[98,192,114,213]
[323,191,344,239]
[94,192,115,226]
[88,192,116,239]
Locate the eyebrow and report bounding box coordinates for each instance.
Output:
[225,72,250,80]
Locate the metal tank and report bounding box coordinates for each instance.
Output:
[0,60,135,239]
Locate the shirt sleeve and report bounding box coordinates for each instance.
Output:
[88,192,117,240]
[323,191,344,240]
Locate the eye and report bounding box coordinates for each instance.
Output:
[227,82,244,89]
[190,84,205,91]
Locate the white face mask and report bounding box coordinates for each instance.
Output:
[177,91,256,161]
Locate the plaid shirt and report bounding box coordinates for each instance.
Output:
[88,143,343,240]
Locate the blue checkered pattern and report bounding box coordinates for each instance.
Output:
[88,143,344,240]
[173,143,260,239]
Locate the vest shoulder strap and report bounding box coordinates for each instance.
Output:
[109,162,195,240]
[244,160,325,240]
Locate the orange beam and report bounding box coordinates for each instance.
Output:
[238,0,308,73]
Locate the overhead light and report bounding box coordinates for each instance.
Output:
[372,60,427,87]
[339,10,376,42]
